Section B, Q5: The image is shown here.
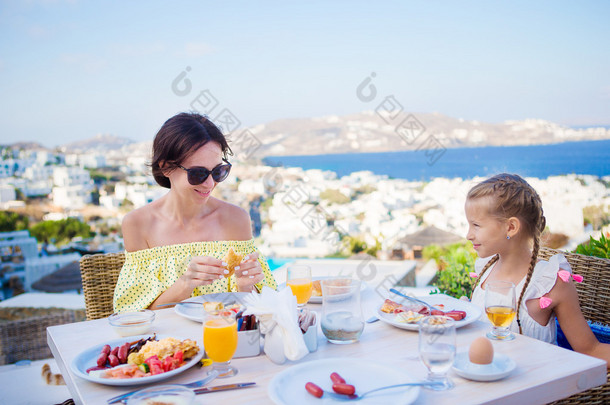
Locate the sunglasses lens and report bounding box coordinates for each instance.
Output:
[187,168,210,185]
[212,165,231,182]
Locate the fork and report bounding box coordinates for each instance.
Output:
[389,288,444,312]
[321,381,443,401]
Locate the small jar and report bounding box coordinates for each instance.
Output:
[108,310,155,337]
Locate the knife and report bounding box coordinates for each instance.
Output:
[194,382,256,394]
[107,370,219,404]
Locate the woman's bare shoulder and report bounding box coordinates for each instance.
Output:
[122,205,156,251]
[214,199,252,240]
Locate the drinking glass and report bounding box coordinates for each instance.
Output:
[320,278,364,344]
[286,264,313,306]
[484,280,516,341]
[203,310,238,378]
[418,316,456,390]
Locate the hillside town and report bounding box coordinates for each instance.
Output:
[1,142,608,300]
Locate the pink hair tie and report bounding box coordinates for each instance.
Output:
[572,274,583,283]
[469,272,478,278]
[539,296,552,309]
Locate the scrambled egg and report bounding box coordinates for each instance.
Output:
[127,337,199,365]
[394,311,424,324]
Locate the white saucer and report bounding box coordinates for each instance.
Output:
[452,352,516,382]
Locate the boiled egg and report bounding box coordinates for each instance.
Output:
[468,336,494,365]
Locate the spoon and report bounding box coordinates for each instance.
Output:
[321,381,443,401]
[389,288,444,312]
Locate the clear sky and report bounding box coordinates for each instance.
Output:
[1,0,609,148]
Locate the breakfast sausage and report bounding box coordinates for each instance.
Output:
[305,382,324,398]
[110,346,119,357]
[101,344,111,355]
[330,372,346,384]
[96,352,108,367]
[118,342,130,364]
[108,354,119,367]
[332,383,356,395]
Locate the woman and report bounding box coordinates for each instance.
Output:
[113,112,277,312]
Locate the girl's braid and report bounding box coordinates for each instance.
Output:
[470,254,498,299]
[515,194,546,334]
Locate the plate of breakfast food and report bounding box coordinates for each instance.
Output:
[173,292,249,322]
[71,334,203,386]
[268,358,420,404]
[376,294,482,331]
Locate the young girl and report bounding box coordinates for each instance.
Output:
[467,173,610,368]
[113,112,277,312]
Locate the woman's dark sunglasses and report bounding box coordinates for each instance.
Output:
[178,160,232,185]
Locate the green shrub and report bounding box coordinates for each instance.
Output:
[574,233,609,259]
[429,242,477,299]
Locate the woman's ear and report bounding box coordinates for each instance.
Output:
[506,217,521,239]
[159,161,171,177]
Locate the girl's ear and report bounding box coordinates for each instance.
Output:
[506,217,521,239]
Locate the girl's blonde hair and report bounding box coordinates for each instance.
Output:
[468,173,546,334]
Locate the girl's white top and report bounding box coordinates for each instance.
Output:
[471,254,572,345]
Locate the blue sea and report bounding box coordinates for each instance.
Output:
[263,140,610,181]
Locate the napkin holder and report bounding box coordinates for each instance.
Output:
[234,327,261,358]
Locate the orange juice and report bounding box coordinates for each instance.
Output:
[203,318,238,362]
[287,278,313,304]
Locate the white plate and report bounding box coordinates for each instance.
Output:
[70,334,203,386]
[452,352,516,381]
[174,292,250,322]
[268,358,420,405]
[376,294,483,331]
[278,277,368,304]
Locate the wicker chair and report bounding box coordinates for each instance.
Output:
[79,252,124,321]
[538,247,610,404]
[0,308,85,365]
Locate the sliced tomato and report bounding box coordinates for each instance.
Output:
[174,350,184,364]
[147,358,164,375]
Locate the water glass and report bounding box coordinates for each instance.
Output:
[485,281,516,341]
[203,310,238,378]
[320,278,364,344]
[418,316,456,390]
[286,264,313,306]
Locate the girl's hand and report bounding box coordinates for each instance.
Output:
[235,252,265,292]
[180,255,228,289]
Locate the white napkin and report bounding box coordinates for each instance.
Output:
[242,286,309,364]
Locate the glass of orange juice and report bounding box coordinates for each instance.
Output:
[203,310,238,377]
[286,265,313,306]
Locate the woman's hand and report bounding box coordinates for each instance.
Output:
[180,255,229,290]
[235,252,265,292]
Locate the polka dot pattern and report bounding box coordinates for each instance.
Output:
[113,239,278,312]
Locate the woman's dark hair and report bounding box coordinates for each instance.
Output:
[150,112,233,188]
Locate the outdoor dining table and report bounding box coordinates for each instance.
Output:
[47,288,607,405]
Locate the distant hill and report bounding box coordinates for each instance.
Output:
[11,112,608,158]
[60,134,135,153]
[245,111,610,156]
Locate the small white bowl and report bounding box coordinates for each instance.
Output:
[452,351,516,381]
[108,310,155,337]
[126,385,195,405]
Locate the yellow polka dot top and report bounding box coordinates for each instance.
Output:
[113,239,278,313]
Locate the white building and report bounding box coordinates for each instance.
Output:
[51,167,94,208]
